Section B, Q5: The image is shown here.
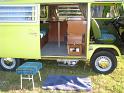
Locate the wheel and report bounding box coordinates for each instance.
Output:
[0,58,20,71]
[90,51,117,74]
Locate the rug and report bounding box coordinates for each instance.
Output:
[42,75,92,91]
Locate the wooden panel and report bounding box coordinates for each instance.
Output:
[67,35,82,44]
[60,21,67,41]
[48,20,86,43]
[67,44,83,56]
[67,20,87,44]
[48,22,58,42]
[67,20,86,35]
[67,20,87,56]
[48,21,67,42]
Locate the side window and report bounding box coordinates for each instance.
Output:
[118,4,124,16]
[92,6,104,18]
[92,4,119,18]
[79,3,88,20]
[0,5,38,22]
[40,6,48,18]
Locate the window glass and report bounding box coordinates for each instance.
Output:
[0,5,36,22]
[58,6,82,17]
[40,6,47,18]
[92,5,119,18]
[57,4,87,20]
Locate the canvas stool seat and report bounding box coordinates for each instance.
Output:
[16,62,42,89]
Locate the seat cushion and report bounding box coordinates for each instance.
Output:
[23,62,42,70]
[16,66,38,75]
[101,29,108,33]
[98,34,116,43]
[16,62,42,75]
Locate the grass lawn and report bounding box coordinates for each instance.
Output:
[0,60,124,93]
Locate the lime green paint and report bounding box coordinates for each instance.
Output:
[92,3,121,5]
[86,3,91,60]
[0,0,123,62]
[91,18,101,39]
[0,0,88,4]
[87,44,121,61]
[93,18,112,20]
[123,3,124,9]
[0,0,122,4]
[41,56,85,60]
[0,23,41,59]
[87,44,124,64]
[40,6,48,20]
[121,55,124,59]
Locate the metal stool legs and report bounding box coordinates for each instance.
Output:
[38,71,42,81]
[20,74,35,89]
[20,72,41,89]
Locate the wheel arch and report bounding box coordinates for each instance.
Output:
[92,48,119,57]
[89,47,121,64]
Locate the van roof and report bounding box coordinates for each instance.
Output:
[0,0,123,4]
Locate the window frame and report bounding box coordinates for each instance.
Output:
[40,5,48,18]
[0,4,39,23]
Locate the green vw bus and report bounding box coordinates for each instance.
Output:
[0,0,124,74]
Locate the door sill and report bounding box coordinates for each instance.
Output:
[41,55,86,60]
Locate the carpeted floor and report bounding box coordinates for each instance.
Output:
[41,42,68,56]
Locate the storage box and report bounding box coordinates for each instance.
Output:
[67,44,83,56]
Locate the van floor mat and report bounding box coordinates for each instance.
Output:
[41,42,68,56]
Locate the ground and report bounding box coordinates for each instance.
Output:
[0,60,124,93]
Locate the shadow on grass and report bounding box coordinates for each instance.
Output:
[0,60,98,92]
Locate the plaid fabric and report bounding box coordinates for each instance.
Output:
[99,34,116,43]
[16,62,42,75]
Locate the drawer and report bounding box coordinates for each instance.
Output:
[67,44,83,56]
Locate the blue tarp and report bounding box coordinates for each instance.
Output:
[42,75,92,91]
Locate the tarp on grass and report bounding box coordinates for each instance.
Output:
[42,75,92,91]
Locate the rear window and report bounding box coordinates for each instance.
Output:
[0,5,38,22]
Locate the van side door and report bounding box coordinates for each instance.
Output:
[0,4,41,59]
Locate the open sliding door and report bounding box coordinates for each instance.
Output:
[0,4,41,59]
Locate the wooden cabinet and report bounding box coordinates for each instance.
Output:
[67,44,83,56]
[67,20,86,36]
[67,20,87,56]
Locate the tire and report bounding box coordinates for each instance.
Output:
[90,51,117,74]
[0,58,20,71]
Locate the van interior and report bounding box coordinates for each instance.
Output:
[90,3,124,55]
[40,3,124,56]
[40,4,87,56]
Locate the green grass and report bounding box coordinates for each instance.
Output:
[0,60,124,93]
